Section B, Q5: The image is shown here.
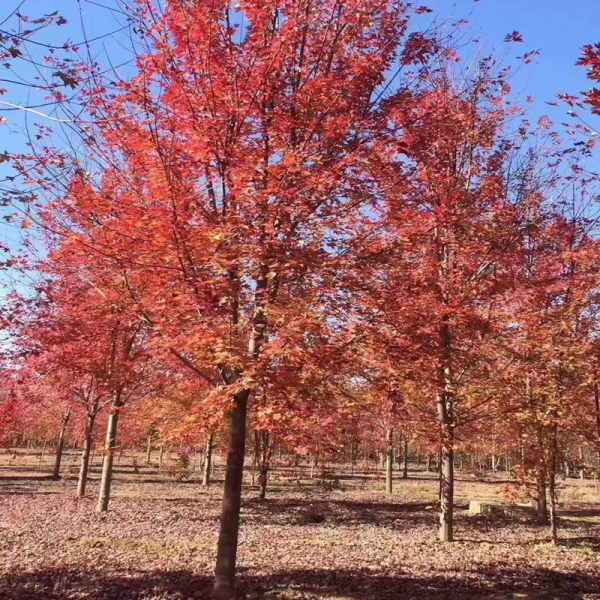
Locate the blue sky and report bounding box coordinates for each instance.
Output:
[425,0,600,125]
[0,0,599,249]
[0,0,597,293]
[2,0,599,136]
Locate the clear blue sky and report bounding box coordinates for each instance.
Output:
[0,0,597,290]
[425,0,600,126]
[1,0,599,212]
[2,0,600,135]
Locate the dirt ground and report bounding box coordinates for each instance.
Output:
[0,450,599,600]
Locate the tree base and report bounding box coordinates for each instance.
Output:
[212,583,240,600]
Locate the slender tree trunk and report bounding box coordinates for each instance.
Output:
[52,408,71,480]
[402,438,409,479]
[435,222,455,543]
[437,340,455,541]
[310,454,317,480]
[259,464,268,500]
[251,431,259,486]
[77,409,97,498]
[427,452,433,472]
[146,434,152,465]
[579,446,585,480]
[548,425,558,545]
[439,431,454,542]
[385,428,393,495]
[159,445,164,469]
[257,431,272,501]
[526,376,548,524]
[595,381,600,464]
[536,470,548,523]
[438,447,443,499]
[96,396,122,513]
[203,432,214,487]
[213,389,249,599]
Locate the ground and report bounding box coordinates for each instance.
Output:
[0,450,599,599]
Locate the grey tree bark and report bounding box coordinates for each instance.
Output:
[52,408,71,480]
[96,394,123,513]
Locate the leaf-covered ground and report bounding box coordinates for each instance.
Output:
[0,451,599,599]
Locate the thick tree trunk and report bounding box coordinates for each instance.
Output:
[96,396,122,513]
[77,410,97,498]
[212,389,249,599]
[385,428,393,495]
[52,408,71,480]
[203,432,214,487]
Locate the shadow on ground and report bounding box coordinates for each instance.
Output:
[3,566,599,600]
[241,496,439,529]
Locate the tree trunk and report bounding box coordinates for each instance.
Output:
[77,410,97,498]
[146,434,152,465]
[437,343,454,541]
[427,452,433,472]
[203,432,214,486]
[548,425,558,545]
[438,447,443,499]
[439,432,454,542]
[96,396,122,513]
[435,220,455,543]
[526,376,548,524]
[212,389,249,599]
[251,431,259,486]
[159,445,164,469]
[385,428,393,495]
[579,446,585,480]
[402,438,409,479]
[52,408,71,480]
[257,431,273,501]
[536,472,548,523]
[310,454,317,480]
[595,381,600,464]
